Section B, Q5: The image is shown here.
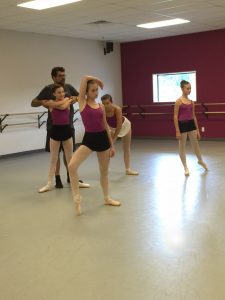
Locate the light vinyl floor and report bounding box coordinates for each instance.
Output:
[0,139,225,300]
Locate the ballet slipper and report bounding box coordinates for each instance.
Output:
[198,161,208,171]
[104,198,121,206]
[184,168,190,176]
[39,184,52,193]
[126,169,139,175]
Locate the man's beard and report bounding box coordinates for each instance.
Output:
[56,79,65,85]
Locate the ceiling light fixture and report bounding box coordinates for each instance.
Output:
[137,18,190,29]
[17,0,82,10]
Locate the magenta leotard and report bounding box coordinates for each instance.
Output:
[106,114,126,129]
[178,102,193,121]
[51,108,70,125]
[106,114,117,128]
[80,104,104,132]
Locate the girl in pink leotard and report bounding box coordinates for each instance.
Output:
[68,76,121,216]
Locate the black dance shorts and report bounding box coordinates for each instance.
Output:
[45,128,76,152]
[178,119,196,133]
[82,130,110,152]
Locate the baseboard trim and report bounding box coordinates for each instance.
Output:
[1,139,224,158]
[0,149,45,159]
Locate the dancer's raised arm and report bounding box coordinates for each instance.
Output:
[79,76,103,111]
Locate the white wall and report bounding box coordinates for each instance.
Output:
[0,29,122,155]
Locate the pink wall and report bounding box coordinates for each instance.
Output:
[121,29,225,138]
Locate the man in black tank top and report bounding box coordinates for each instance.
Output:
[31,66,90,189]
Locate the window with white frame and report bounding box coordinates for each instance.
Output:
[153,71,197,103]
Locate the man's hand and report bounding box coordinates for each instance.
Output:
[70,96,78,104]
[41,100,50,108]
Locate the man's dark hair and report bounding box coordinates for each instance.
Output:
[101,94,112,102]
[51,67,65,78]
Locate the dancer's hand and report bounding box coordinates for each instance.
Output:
[70,96,78,103]
[176,131,181,139]
[95,79,104,89]
[65,97,73,104]
[110,147,115,157]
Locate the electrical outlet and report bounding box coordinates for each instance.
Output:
[201,127,205,132]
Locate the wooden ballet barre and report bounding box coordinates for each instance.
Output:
[131,111,225,116]
[131,112,173,116]
[204,111,225,114]
[124,103,225,110]
[200,103,225,106]
[130,111,225,116]
[123,104,173,108]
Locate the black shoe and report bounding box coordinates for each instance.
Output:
[55,175,63,188]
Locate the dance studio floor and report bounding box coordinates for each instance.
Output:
[1,139,225,300]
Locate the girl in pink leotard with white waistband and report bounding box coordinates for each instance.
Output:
[101,94,138,175]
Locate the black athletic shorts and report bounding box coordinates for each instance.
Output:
[82,130,110,152]
[45,127,76,152]
[178,119,196,133]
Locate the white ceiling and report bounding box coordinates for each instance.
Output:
[0,0,225,42]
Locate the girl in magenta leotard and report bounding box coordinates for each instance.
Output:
[68,76,121,215]
[39,84,73,192]
[174,80,208,176]
[101,94,138,175]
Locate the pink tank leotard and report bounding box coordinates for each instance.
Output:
[51,108,70,125]
[80,104,104,132]
[178,103,193,121]
[106,114,117,128]
[106,114,125,128]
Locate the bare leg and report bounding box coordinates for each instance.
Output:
[55,156,60,175]
[62,138,73,167]
[179,132,189,176]
[62,147,70,183]
[64,144,90,187]
[68,145,92,215]
[39,139,60,192]
[97,150,121,206]
[63,150,68,170]
[188,130,208,170]
[122,129,138,175]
